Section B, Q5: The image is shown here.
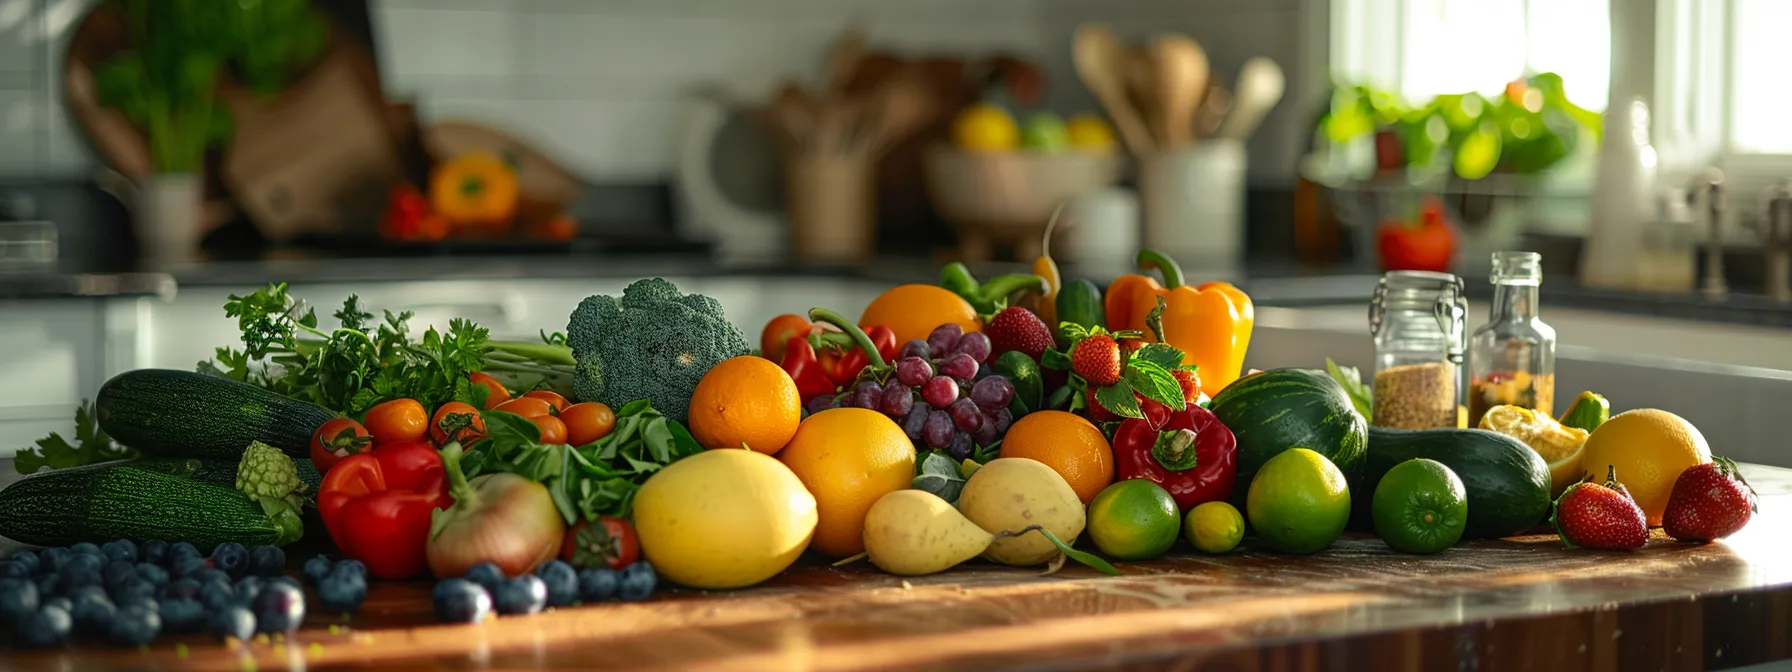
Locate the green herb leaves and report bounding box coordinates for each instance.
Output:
[912,452,967,504]
[1325,357,1374,422]
[15,401,135,475]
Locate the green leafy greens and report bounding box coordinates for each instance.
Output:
[1326,357,1374,422]
[15,401,136,474]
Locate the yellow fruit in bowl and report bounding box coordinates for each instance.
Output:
[633,449,817,589]
[1579,409,1711,526]
[1477,405,1588,497]
[1065,114,1116,151]
[952,103,1019,152]
[777,408,917,558]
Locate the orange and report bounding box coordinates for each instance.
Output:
[688,356,803,454]
[777,408,916,558]
[859,284,981,345]
[999,410,1114,504]
[1580,408,1711,526]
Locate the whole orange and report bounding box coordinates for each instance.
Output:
[860,284,981,345]
[688,356,803,454]
[777,408,916,558]
[999,410,1115,504]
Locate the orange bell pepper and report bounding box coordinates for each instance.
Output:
[1104,250,1254,397]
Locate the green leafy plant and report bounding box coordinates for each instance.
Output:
[1325,357,1374,423]
[15,401,136,474]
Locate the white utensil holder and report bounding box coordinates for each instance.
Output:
[1139,139,1246,272]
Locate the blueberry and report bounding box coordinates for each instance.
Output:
[464,562,506,595]
[268,575,302,591]
[431,579,491,624]
[576,568,619,602]
[233,576,264,607]
[101,540,138,565]
[111,578,157,607]
[61,553,102,576]
[191,568,231,586]
[250,582,305,633]
[618,562,657,602]
[2,579,42,623]
[0,561,28,579]
[69,586,114,632]
[494,575,547,616]
[17,604,72,647]
[134,563,170,587]
[140,540,169,566]
[332,558,367,580]
[247,546,285,578]
[158,578,202,602]
[207,605,256,642]
[302,555,334,584]
[535,561,578,607]
[69,542,100,556]
[107,603,160,646]
[157,597,205,634]
[209,542,249,580]
[41,596,71,613]
[34,574,57,597]
[38,548,69,573]
[316,573,367,613]
[9,551,40,576]
[103,561,138,590]
[166,542,200,567]
[54,568,101,596]
[198,580,236,611]
[171,556,209,579]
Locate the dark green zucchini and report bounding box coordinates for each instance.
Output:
[1358,426,1552,539]
[131,456,324,493]
[95,369,335,460]
[0,460,304,551]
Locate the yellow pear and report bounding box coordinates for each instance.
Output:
[863,490,994,576]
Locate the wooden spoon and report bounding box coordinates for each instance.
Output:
[1217,57,1285,141]
[1122,46,1157,144]
[1194,84,1232,140]
[1072,24,1152,155]
[1148,33,1208,150]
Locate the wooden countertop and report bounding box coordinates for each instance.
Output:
[3,463,1790,671]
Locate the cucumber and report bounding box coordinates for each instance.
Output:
[96,369,335,460]
[992,350,1043,416]
[1358,426,1551,539]
[0,460,304,551]
[1055,279,1103,332]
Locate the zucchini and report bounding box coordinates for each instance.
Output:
[131,456,324,493]
[96,369,335,460]
[0,460,304,551]
[992,351,1043,416]
[1055,279,1103,333]
[1357,426,1551,539]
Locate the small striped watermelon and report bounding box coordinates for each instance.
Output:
[1209,368,1369,505]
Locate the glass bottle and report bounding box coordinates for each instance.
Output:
[1467,251,1557,427]
[1369,271,1467,430]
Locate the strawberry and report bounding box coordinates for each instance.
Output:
[1070,333,1122,386]
[1552,465,1649,550]
[986,307,1055,362]
[1662,456,1758,543]
[1170,369,1201,407]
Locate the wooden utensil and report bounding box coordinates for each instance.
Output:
[1149,34,1208,149]
[769,84,818,153]
[1194,84,1232,140]
[1217,57,1285,141]
[1072,24,1152,155]
[861,74,937,158]
[1122,46,1156,142]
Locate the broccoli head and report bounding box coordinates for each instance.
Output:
[566,278,749,423]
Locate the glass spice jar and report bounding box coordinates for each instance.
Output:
[1467,251,1557,428]
[1369,271,1467,429]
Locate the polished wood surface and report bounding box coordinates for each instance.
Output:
[3,463,1790,671]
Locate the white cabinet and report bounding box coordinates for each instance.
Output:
[0,297,148,457]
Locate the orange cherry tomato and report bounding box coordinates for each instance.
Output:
[431,401,488,445]
[760,314,814,364]
[559,402,616,446]
[468,372,511,410]
[522,390,568,412]
[531,415,568,444]
[493,397,553,419]
[364,399,428,445]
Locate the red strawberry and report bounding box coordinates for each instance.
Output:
[986,307,1055,362]
[1552,465,1649,550]
[1070,334,1122,386]
[1663,456,1758,543]
[1170,369,1201,407]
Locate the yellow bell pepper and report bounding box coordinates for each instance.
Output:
[430,152,520,229]
[1105,250,1253,396]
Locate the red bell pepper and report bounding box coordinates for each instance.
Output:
[780,336,839,398]
[818,324,897,386]
[1113,405,1237,511]
[318,440,453,580]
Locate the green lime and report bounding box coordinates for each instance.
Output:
[1372,458,1468,554]
[1087,479,1181,560]
[1246,448,1351,554]
[1184,501,1245,554]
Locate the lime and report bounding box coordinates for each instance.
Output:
[1086,479,1180,560]
[1371,458,1467,554]
[1183,501,1245,554]
[1245,448,1351,554]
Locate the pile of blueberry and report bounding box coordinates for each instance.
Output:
[431,560,657,624]
[0,539,329,648]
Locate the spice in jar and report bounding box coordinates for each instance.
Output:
[1372,361,1458,430]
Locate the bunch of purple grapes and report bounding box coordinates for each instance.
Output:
[805,323,1016,460]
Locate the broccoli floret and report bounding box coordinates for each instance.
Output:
[566,278,749,423]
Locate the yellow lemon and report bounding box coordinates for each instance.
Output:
[1065,114,1116,151]
[1184,501,1245,554]
[952,103,1019,152]
[633,449,817,589]
[1579,409,1711,526]
[1478,405,1588,497]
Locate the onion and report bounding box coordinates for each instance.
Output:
[427,443,566,578]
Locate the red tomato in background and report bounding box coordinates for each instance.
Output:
[559,402,615,446]
[365,399,429,445]
[310,418,372,472]
[522,390,568,412]
[560,517,640,570]
[759,314,814,364]
[431,401,488,445]
[468,372,511,409]
[493,397,553,419]
[531,415,568,444]
[1377,197,1457,273]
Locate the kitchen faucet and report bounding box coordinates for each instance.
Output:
[1753,180,1792,302]
[1690,168,1727,299]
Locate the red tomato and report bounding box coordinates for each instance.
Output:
[522,390,568,412]
[559,402,615,446]
[560,517,640,570]
[468,372,511,410]
[493,397,553,419]
[365,399,429,445]
[760,314,813,364]
[1377,199,1457,272]
[309,418,371,472]
[531,415,568,444]
[431,401,488,446]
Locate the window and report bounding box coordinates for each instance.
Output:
[1728,0,1792,154]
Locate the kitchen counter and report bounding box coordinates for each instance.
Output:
[3,460,1790,671]
[0,271,175,300]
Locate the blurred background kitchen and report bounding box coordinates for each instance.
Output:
[0,0,1788,464]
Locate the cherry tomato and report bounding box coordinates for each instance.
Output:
[760,314,813,364]
[531,416,568,444]
[560,517,640,570]
[431,401,488,446]
[468,372,511,410]
[559,402,615,446]
[493,397,553,419]
[365,399,429,445]
[309,418,371,472]
[522,390,568,412]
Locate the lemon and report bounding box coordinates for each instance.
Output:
[1580,409,1711,526]
[1478,404,1588,497]
[1065,114,1116,151]
[1183,501,1244,554]
[952,103,1019,152]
